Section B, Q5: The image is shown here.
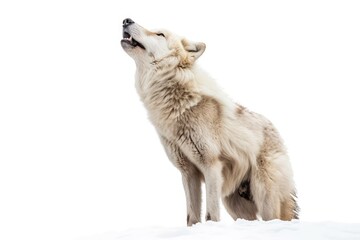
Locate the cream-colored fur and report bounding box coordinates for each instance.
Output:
[121,18,299,226]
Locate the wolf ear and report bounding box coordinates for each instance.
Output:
[181,39,206,63]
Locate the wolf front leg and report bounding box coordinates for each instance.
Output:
[203,162,223,222]
[160,136,202,226]
[181,166,202,226]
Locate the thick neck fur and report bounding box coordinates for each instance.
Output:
[135,58,202,125]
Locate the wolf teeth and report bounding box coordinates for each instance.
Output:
[123,36,133,41]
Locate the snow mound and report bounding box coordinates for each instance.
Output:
[80,220,360,240]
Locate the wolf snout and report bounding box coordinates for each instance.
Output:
[123,18,134,27]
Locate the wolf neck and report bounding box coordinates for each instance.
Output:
[135,64,202,123]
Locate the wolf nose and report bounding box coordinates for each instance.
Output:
[123,18,134,27]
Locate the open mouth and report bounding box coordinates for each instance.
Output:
[121,31,145,50]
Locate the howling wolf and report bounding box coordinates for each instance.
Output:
[121,18,299,226]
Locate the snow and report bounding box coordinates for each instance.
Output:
[80,220,360,240]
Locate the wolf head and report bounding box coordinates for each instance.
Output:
[121,18,206,68]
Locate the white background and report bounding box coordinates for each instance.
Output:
[1,1,360,240]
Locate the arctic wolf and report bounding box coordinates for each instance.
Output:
[121,18,299,226]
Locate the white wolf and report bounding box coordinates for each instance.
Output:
[121,18,298,226]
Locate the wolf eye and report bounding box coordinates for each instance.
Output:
[156,33,165,37]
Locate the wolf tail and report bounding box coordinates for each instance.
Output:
[281,191,300,220]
